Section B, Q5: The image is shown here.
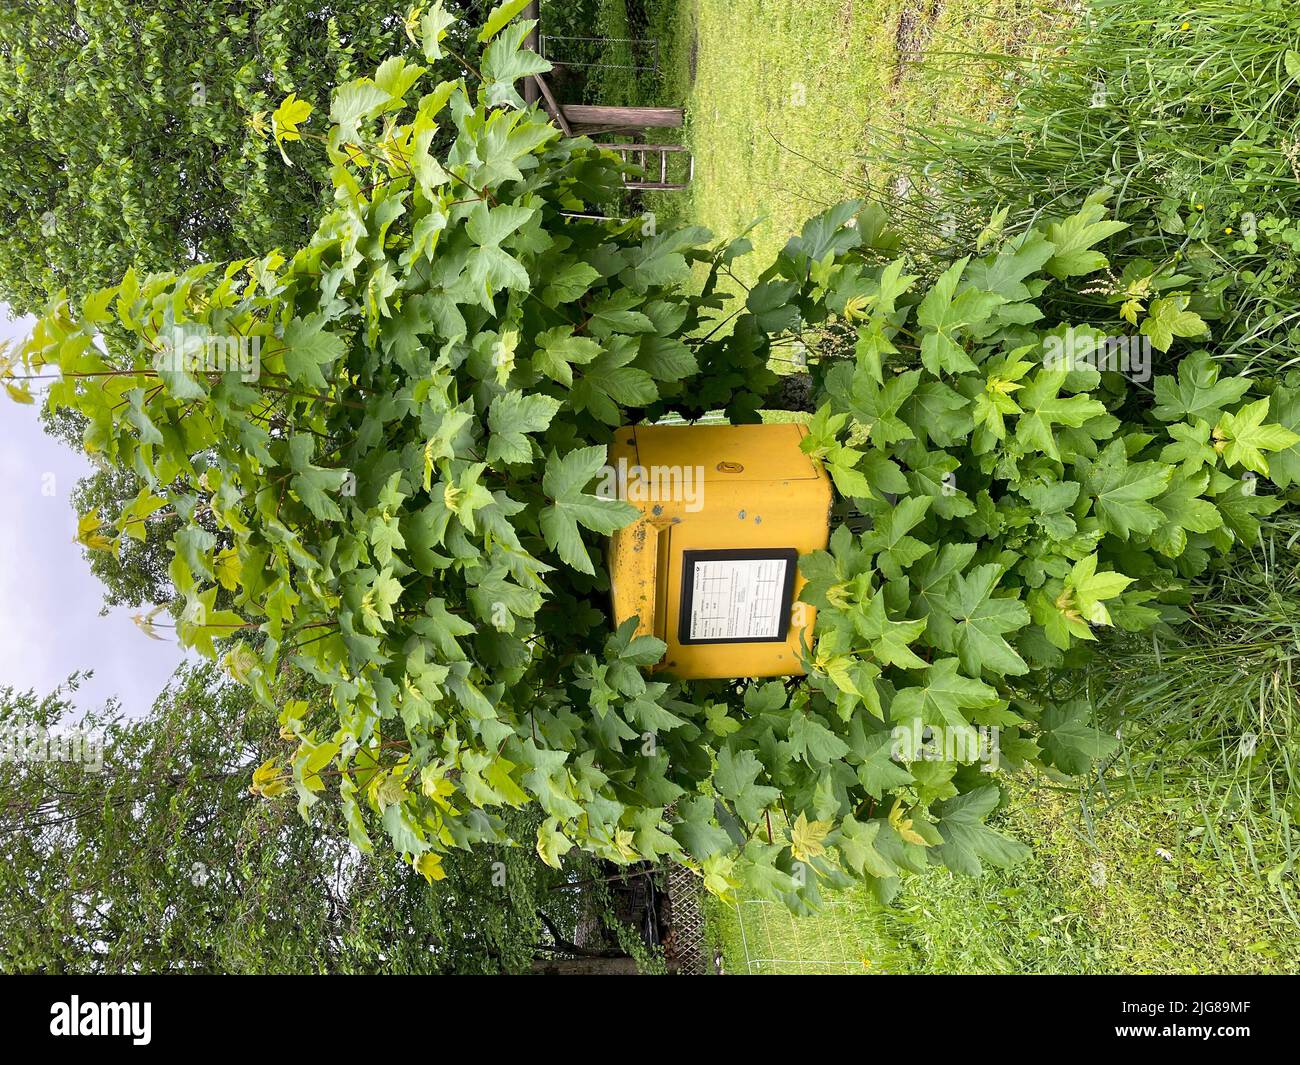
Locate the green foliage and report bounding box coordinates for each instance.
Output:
[10,6,1294,911]
[0,666,565,973]
[872,0,1300,376]
[0,0,486,315]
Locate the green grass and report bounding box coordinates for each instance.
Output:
[642,0,1062,280]
[872,0,1300,372]
[713,781,1300,974]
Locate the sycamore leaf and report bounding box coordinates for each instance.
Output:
[1076,439,1172,539]
[860,495,931,578]
[1215,397,1300,476]
[536,817,575,868]
[532,326,601,387]
[1151,471,1222,557]
[714,747,780,823]
[1065,553,1132,629]
[540,446,638,574]
[281,314,344,389]
[838,816,895,878]
[887,798,929,848]
[487,390,561,466]
[890,658,1001,730]
[479,0,533,41]
[330,79,391,142]
[1039,698,1119,775]
[272,93,312,165]
[915,257,1007,375]
[415,851,446,882]
[1267,386,1300,488]
[1015,369,1106,461]
[940,564,1030,677]
[1043,193,1127,279]
[790,811,832,864]
[854,591,928,669]
[480,20,550,108]
[933,787,1029,875]
[1139,295,1209,353]
[1152,352,1251,423]
[420,1,457,60]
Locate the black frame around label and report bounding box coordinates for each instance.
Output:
[677,547,798,645]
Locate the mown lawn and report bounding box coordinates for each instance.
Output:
[645,0,1063,278]
[611,0,1300,974]
[709,781,1300,975]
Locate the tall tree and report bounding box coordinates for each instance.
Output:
[0,664,581,973]
[0,0,486,315]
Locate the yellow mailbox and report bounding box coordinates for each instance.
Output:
[607,423,832,680]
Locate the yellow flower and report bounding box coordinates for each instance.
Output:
[1179,21,1190,31]
[1225,227,1234,234]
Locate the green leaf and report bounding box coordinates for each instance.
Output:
[1140,295,1208,353]
[480,21,550,108]
[1216,397,1300,477]
[714,747,781,823]
[1150,471,1222,557]
[861,495,931,578]
[532,326,601,387]
[571,342,657,424]
[934,786,1030,876]
[915,257,1007,375]
[541,262,601,306]
[1267,386,1300,487]
[271,93,312,166]
[854,590,928,668]
[281,314,344,389]
[1076,439,1172,539]
[940,564,1030,677]
[1043,193,1127,279]
[330,79,391,142]
[837,816,896,879]
[1065,553,1133,628]
[487,390,561,466]
[540,446,638,574]
[420,1,457,61]
[890,658,1001,730]
[1015,369,1106,461]
[479,0,533,41]
[1152,352,1251,423]
[1039,698,1118,775]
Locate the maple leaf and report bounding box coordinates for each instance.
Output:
[1215,397,1300,476]
[790,811,832,863]
[1015,369,1106,460]
[940,564,1030,677]
[1076,439,1173,539]
[890,658,1001,729]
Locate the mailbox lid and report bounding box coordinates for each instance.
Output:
[629,423,822,482]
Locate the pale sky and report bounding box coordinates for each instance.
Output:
[0,307,187,717]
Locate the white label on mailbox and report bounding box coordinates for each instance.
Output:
[687,557,787,641]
